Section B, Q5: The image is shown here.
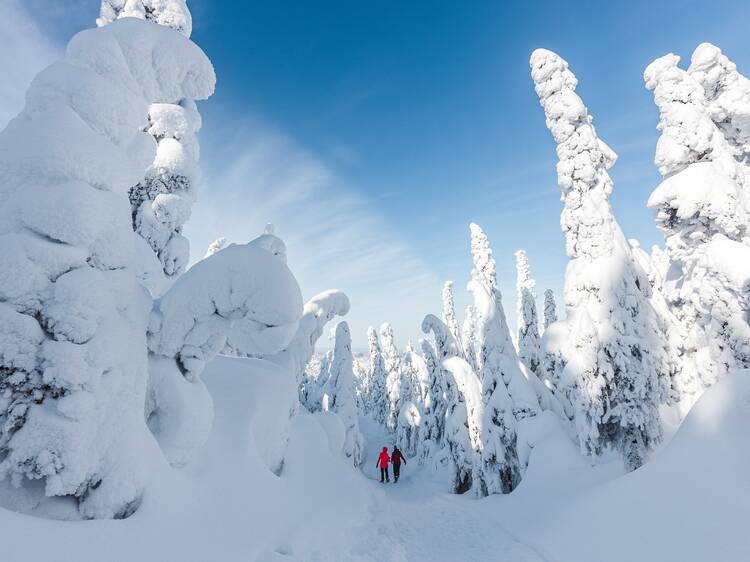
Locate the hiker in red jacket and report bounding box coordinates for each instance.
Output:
[376,447,390,482]
[391,446,407,483]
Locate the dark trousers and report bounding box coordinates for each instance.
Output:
[393,463,401,481]
[380,467,389,482]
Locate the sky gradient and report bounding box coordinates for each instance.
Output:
[3,0,749,348]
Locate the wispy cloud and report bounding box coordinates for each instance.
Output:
[186,119,444,348]
[0,0,60,130]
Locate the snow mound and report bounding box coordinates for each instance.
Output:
[0,355,373,561]
[502,370,750,562]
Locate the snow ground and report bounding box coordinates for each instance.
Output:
[350,416,546,562]
[0,357,747,562]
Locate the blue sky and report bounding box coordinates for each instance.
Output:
[2,0,749,348]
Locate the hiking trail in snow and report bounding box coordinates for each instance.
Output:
[334,417,547,562]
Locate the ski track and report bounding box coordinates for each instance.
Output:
[334,417,545,562]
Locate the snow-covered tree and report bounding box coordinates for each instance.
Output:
[543,289,557,331]
[0,18,216,519]
[396,348,423,457]
[442,281,463,355]
[322,322,363,466]
[531,49,666,471]
[380,323,401,433]
[98,0,202,291]
[461,305,479,374]
[417,339,445,462]
[203,237,226,259]
[422,317,481,493]
[442,357,484,495]
[366,326,388,424]
[644,51,750,408]
[515,250,542,379]
[300,353,325,409]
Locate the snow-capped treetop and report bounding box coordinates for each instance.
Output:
[469,223,497,290]
[530,48,618,259]
[688,44,750,183]
[644,53,740,181]
[98,0,192,37]
[203,237,227,259]
[543,289,557,330]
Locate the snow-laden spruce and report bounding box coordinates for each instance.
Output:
[442,282,463,356]
[418,339,445,462]
[98,0,202,291]
[0,19,214,519]
[645,50,750,406]
[461,304,479,374]
[396,346,426,457]
[322,322,363,467]
[543,289,557,331]
[422,315,481,493]
[365,326,388,424]
[515,250,543,380]
[468,224,538,493]
[531,49,667,471]
[380,323,402,433]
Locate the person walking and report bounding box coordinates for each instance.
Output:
[391,446,406,483]
[376,446,390,483]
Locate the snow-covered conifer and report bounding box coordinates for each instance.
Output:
[421,318,481,493]
[442,281,463,355]
[531,49,666,470]
[645,52,750,403]
[380,323,401,433]
[0,19,214,518]
[543,289,557,331]
[417,339,444,462]
[461,305,479,374]
[396,348,422,457]
[366,327,388,425]
[442,357,484,495]
[322,322,364,466]
[515,250,542,379]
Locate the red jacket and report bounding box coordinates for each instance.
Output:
[391,449,406,465]
[377,448,390,469]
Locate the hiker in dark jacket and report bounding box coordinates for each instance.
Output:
[391,446,407,482]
